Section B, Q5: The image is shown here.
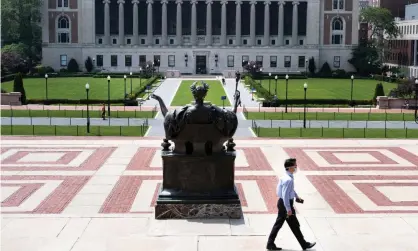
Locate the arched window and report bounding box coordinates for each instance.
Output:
[57,0,69,8]
[331,17,344,45]
[333,0,344,10]
[57,16,70,43]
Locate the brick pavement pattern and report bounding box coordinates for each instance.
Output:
[1,137,418,251]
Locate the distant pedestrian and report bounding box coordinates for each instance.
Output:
[266,158,316,251]
[101,104,106,120]
[222,77,226,85]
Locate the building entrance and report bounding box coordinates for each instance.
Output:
[196,55,207,74]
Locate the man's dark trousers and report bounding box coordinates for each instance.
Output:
[267,198,307,248]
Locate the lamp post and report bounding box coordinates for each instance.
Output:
[107,76,111,117]
[305,59,308,78]
[274,75,278,96]
[303,83,308,128]
[285,74,289,113]
[350,75,354,102]
[85,83,90,133]
[268,73,272,94]
[45,74,48,100]
[130,71,133,95]
[139,67,142,88]
[124,75,127,99]
[415,79,418,124]
[259,68,263,85]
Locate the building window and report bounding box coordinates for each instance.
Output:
[229,39,233,45]
[257,39,262,45]
[256,56,263,67]
[298,56,306,68]
[139,55,146,66]
[284,56,291,68]
[285,39,289,45]
[227,55,234,67]
[242,55,249,66]
[155,38,160,45]
[331,17,344,44]
[243,39,247,45]
[60,55,67,67]
[125,55,132,67]
[271,40,276,45]
[270,56,277,68]
[57,0,69,8]
[98,38,103,44]
[141,39,145,44]
[168,55,175,67]
[57,16,70,43]
[111,55,118,67]
[112,38,117,44]
[96,55,103,67]
[154,55,161,66]
[170,39,174,44]
[127,38,131,45]
[333,0,344,10]
[333,56,340,68]
[299,39,304,45]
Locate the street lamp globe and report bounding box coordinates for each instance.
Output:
[130,72,132,76]
[85,83,90,90]
[304,83,308,89]
[275,75,278,80]
[124,75,127,79]
[351,75,354,80]
[139,67,142,71]
[107,76,111,81]
[260,68,263,72]
[269,73,271,77]
[45,74,48,79]
[286,74,289,80]
[415,79,418,85]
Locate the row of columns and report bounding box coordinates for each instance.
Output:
[102,0,301,46]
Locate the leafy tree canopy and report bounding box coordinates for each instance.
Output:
[360,7,399,40]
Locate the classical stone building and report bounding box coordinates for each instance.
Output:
[42,0,359,74]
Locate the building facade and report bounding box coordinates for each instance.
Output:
[42,0,359,74]
[385,4,418,78]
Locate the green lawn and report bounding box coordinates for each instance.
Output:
[1,77,148,100]
[254,128,418,138]
[1,109,156,118]
[170,80,231,106]
[256,78,397,100]
[246,112,416,121]
[1,125,148,136]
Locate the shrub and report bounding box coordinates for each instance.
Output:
[373,83,385,104]
[67,58,80,72]
[13,73,27,104]
[318,62,332,77]
[262,99,373,107]
[332,69,346,78]
[390,79,416,99]
[60,68,68,73]
[245,76,274,101]
[243,61,262,78]
[85,57,94,73]
[308,57,316,76]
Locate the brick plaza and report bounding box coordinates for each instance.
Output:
[1,136,418,251]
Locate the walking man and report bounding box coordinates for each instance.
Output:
[101,104,106,120]
[266,158,316,251]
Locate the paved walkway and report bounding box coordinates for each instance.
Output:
[4,117,418,129]
[1,137,418,251]
[2,104,415,114]
[223,78,260,107]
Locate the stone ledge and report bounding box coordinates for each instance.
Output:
[155,203,243,219]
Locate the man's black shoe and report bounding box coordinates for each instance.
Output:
[303,242,316,250]
[266,244,282,250]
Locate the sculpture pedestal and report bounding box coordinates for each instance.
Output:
[154,151,243,219]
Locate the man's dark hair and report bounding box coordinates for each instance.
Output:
[284,158,296,169]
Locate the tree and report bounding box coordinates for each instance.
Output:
[13,73,27,104]
[139,61,156,78]
[1,51,27,75]
[348,41,381,76]
[373,83,385,104]
[67,58,80,72]
[390,79,416,99]
[1,0,43,69]
[308,57,316,76]
[85,57,94,73]
[318,62,332,77]
[360,7,399,71]
[243,61,262,77]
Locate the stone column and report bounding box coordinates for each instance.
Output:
[414,40,418,66]
[162,0,168,46]
[191,0,197,46]
[305,0,320,45]
[132,0,139,45]
[250,0,256,46]
[292,1,299,46]
[263,0,270,46]
[206,0,213,46]
[103,0,111,45]
[277,1,285,46]
[176,0,182,46]
[147,0,153,46]
[220,0,227,46]
[235,0,242,46]
[118,0,125,45]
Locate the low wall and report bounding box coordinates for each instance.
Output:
[376,96,417,109]
[1,92,22,105]
[165,70,181,78]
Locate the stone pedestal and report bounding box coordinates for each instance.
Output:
[155,150,243,219]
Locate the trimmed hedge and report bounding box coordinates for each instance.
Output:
[245,76,274,102]
[263,99,373,107]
